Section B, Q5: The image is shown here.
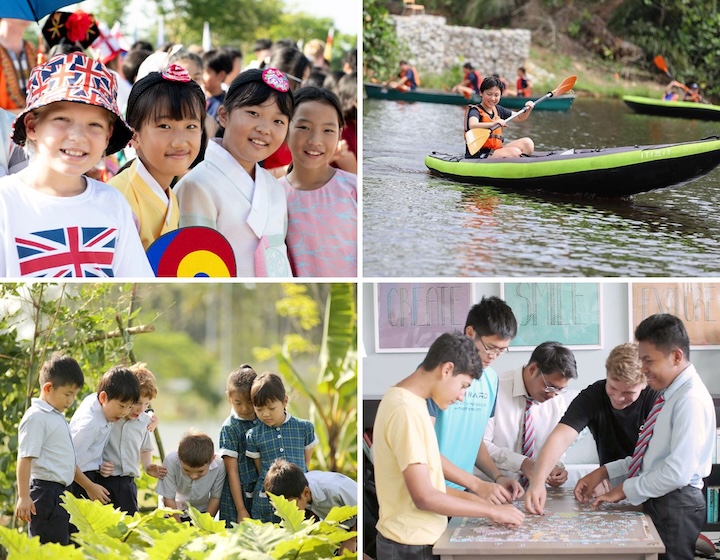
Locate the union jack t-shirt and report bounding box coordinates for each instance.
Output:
[0,176,154,278]
[16,226,118,277]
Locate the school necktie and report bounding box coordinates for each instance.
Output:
[627,394,665,478]
[519,396,536,488]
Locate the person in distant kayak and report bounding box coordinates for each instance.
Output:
[387,61,419,91]
[464,76,535,159]
[683,81,706,103]
[663,80,684,101]
[451,63,482,98]
[516,67,532,97]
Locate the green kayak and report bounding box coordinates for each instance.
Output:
[425,136,720,197]
[365,83,575,111]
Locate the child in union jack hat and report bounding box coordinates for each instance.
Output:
[0,52,153,278]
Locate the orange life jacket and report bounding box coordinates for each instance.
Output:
[516,77,531,97]
[465,104,504,151]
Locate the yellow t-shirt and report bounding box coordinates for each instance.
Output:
[374,386,447,545]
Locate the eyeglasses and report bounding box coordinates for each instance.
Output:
[540,371,567,394]
[478,337,509,357]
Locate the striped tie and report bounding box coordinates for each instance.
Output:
[627,394,665,478]
[519,397,535,488]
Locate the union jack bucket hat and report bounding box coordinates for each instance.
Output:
[12,52,133,155]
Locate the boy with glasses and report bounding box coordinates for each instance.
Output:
[483,341,577,487]
[428,296,523,504]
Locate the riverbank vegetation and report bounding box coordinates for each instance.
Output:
[365,0,720,101]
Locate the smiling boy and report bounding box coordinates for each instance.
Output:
[373,331,524,559]
[0,52,152,278]
[525,342,659,514]
[15,353,84,545]
[573,314,715,560]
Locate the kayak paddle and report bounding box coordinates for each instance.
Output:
[465,75,577,156]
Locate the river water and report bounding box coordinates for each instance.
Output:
[363,97,720,277]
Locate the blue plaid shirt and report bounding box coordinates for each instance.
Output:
[246,413,317,521]
[218,411,258,525]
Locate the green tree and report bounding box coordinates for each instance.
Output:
[363,0,403,80]
[92,0,127,26]
[159,0,284,47]
[255,284,357,478]
[0,283,143,517]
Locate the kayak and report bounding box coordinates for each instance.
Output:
[364,83,576,111]
[623,95,720,121]
[425,136,720,197]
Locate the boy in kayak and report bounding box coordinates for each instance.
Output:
[464,76,535,159]
[387,61,419,91]
[451,63,482,98]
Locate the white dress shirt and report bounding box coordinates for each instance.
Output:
[482,367,567,480]
[605,364,715,505]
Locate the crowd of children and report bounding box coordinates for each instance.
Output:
[0,12,357,279]
[15,355,357,550]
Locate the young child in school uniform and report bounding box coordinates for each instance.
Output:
[218,364,259,526]
[279,86,357,277]
[264,458,357,552]
[176,68,295,277]
[374,332,524,559]
[69,366,140,504]
[156,431,226,521]
[109,65,206,250]
[246,372,318,522]
[574,314,715,560]
[99,363,166,515]
[0,52,153,278]
[15,353,84,545]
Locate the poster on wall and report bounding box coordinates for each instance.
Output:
[630,282,720,348]
[374,283,473,352]
[502,282,603,350]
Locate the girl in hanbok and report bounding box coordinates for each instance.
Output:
[176,68,295,277]
[280,86,357,277]
[109,65,206,250]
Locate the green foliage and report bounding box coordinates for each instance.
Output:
[0,284,141,517]
[254,284,357,478]
[363,0,402,80]
[0,493,357,559]
[160,0,284,47]
[610,0,720,99]
[92,0,127,26]
[132,330,223,414]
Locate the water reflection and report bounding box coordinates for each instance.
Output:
[363,97,720,277]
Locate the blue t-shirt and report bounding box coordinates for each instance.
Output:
[427,366,499,490]
[468,71,480,93]
[405,68,418,90]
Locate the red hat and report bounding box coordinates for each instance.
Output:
[12,52,133,155]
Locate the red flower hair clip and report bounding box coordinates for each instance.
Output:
[162,64,192,83]
[262,68,290,92]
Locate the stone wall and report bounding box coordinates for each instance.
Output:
[392,14,531,81]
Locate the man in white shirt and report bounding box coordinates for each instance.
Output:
[483,341,577,486]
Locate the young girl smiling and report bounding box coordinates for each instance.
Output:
[176,68,295,277]
[109,64,206,250]
[280,86,357,277]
